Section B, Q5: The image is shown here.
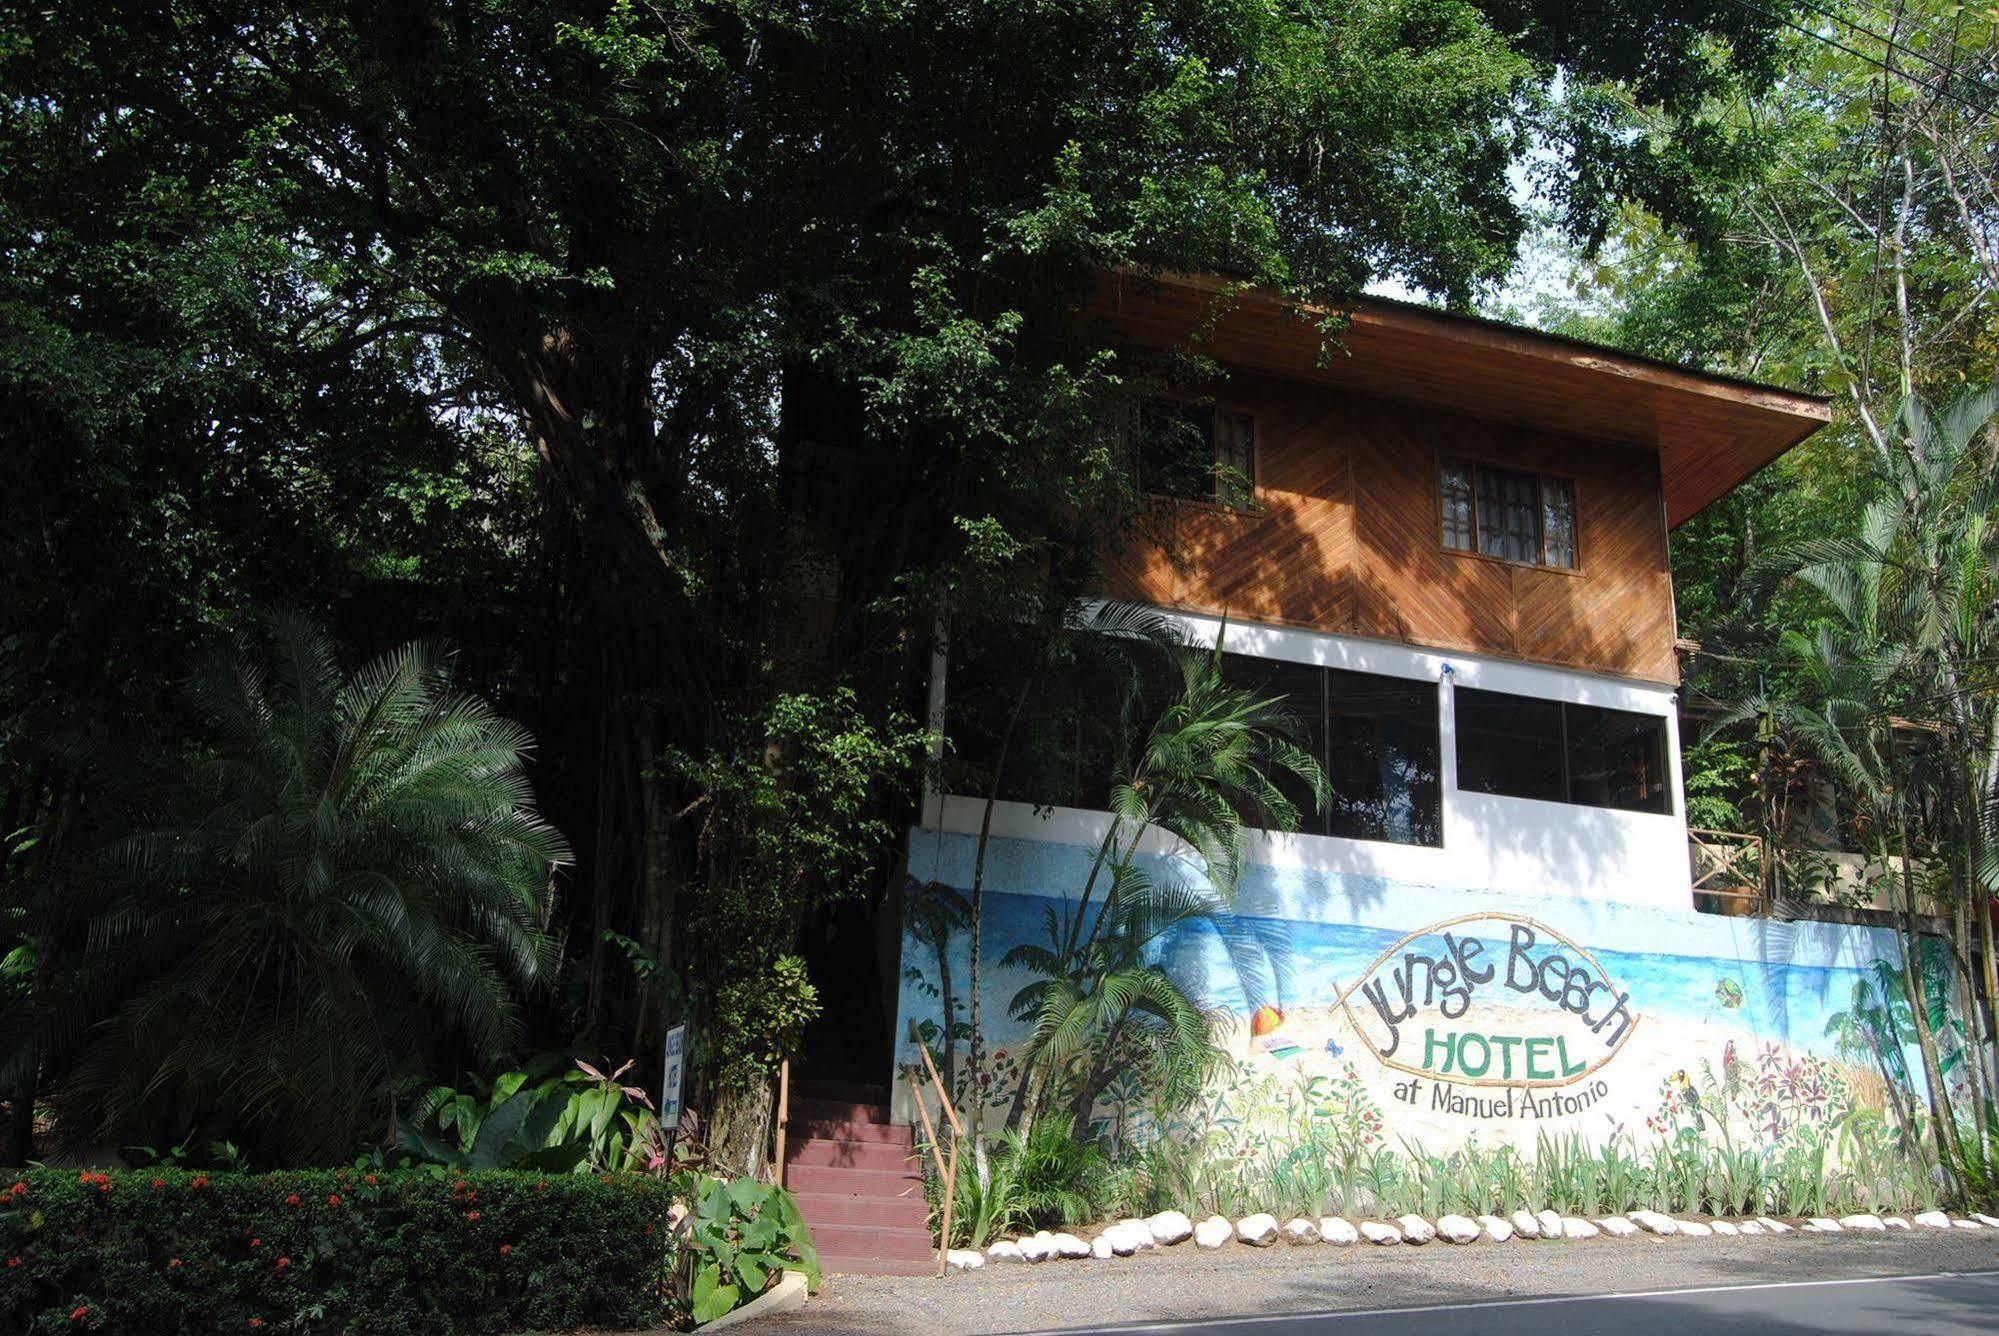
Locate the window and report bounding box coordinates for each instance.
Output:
[1439,458,1577,569]
[1453,687,1671,814]
[947,638,1444,847]
[1222,654,1442,847]
[1134,400,1256,507]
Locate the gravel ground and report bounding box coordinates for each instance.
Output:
[745,1228,1999,1335]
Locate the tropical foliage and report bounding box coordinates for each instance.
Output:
[991,633,1325,1139]
[6,616,565,1166]
[397,1056,665,1175]
[0,1166,674,1335]
[2,0,1795,1168]
[1520,0,1999,1202]
[672,1175,820,1327]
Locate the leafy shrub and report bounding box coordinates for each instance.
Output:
[935,1120,1111,1246]
[674,1174,819,1326]
[0,1167,671,1334]
[398,1055,665,1174]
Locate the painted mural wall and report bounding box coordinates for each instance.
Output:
[893,827,1967,1165]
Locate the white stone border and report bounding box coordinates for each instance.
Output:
[968,1208,1988,1271]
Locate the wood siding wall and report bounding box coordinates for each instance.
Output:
[1106,375,1680,684]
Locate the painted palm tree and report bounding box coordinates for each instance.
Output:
[1001,637,1326,1137]
[905,879,972,1098]
[55,615,566,1162]
[1824,974,1920,1146]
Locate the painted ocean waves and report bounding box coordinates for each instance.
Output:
[894,828,1966,1176]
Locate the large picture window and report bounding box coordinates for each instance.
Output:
[1454,687,1671,814]
[1221,654,1442,846]
[1440,458,1577,569]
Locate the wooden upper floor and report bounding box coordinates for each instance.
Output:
[1090,273,1831,686]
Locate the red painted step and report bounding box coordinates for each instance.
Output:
[785,1163,925,1198]
[808,1222,939,1270]
[789,1189,929,1228]
[794,1116,910,1144]
[784,1067,940,1277]
[794,1096,890,1125]
[788,1136,921,1172]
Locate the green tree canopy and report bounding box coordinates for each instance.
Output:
[2,0,1792,1162]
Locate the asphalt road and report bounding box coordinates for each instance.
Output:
[1016,1270,1999,1335]
[751,1230,1999,1335]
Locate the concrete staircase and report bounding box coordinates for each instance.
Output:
[784,1065,936,1275]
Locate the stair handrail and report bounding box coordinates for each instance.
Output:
[904,1025,963,1278]
[773,1057,790,1189]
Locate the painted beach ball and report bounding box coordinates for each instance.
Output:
[1249,1005,1286,1037]
[1714,978,1745,1009]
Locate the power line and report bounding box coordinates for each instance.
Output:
[1784,0,1995,101]
[1724,0,1999,119]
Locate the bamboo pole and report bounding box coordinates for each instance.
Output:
[903,1068,952,1276]
[773,1058,790,1189]
[915,1030,964,1138]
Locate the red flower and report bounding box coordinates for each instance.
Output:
[152,1179,166,1191]
[5,1257,18,1268]
[285,1194,301,1207]
[70,1306,90,1322]
[191,1176,210,1190]
[363,1174,377,1186]
[276,1257,290,1270]
[8,1182,24,1197]
[499,1244,512,1257]
[326,1193,342,1208]
[250,1238,261,1249]
[465,1210,483,1222]
[249,1321,264,1330]
[168,1258,182,1270]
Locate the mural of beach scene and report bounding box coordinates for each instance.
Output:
[894,827,1969,1190]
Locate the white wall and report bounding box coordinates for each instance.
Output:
[925,606,1695,912]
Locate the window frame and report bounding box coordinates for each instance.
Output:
[1451,685,1675,816]
[1132,398,1261,513]
[1436,454,1583,575]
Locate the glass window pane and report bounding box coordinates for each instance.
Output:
[1325,668,1442,846]
[1139,401,1215,501]
[1477,466,1541,563]
[1542,477,1576,568]
[1215,411,1255,508]
[1453,687,1566,804]
[1565,703,1670,813]
[1220,652,1326,835]
[1440,459,1474,551]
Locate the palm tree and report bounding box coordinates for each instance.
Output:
[1744,385,1999,1183]
[951,599,1182,1140]
[1001,636,1325,1137]
[56,614,566,1162]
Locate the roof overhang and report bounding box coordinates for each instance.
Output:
[1086,271,1831,527]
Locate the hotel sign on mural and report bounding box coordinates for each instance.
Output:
[1339,914,1640,1118]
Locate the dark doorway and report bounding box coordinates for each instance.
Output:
[796,893,892,1078]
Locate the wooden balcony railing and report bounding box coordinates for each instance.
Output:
[1689,828,1766,915]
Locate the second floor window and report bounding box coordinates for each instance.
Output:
[1440,458,1577,569]
[1135,400,1257,508]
